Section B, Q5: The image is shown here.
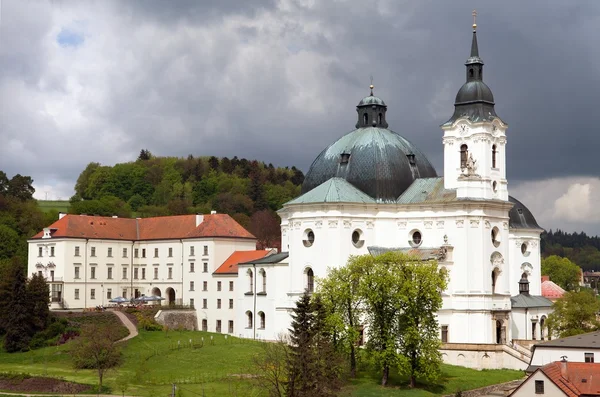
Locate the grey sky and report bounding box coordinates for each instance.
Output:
[1,0,599,235]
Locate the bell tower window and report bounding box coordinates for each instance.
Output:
[378,113,382,125]
[460,145,468,169]
[363,113,368,125]
[492,145,497,168]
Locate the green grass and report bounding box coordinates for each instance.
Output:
[37,200,70,213]
[0,330,524,397]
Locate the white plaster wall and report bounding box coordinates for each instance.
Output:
[512,307,552,341]
[531,347,600,367]
[511,370,564,397]
[508,230,542,297]
[441,348,528,370]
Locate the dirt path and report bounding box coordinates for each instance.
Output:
[112,310,138,342]
[0,393,136,397]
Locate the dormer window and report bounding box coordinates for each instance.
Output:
[406,153,416,165]
[340,153,351,164]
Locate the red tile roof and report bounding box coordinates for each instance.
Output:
[542,279,566,299]
[539,362,600,397]
[214,250,271,274]
[31,214,255,241]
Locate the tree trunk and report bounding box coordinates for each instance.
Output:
[98,370,103,394]
[381,365,389,386]
[350,344,356,378]
[409,374,416,388]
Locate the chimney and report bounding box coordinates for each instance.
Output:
[560,356,568,378]
[58,212,67,220]
[196,214,204,227]
[112,215,118,218]
[210,210,217,215]
[541,275,550,283]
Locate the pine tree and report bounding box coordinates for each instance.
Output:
[27,273,50,332]
[3,257,33,352]
[286,292,314,397]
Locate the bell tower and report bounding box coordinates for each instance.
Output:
[441,13,508,201]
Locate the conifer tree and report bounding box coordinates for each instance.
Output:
[2,257,33,352]
[27,272,50,332]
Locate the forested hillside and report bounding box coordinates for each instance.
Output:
[542,230,600,272]
[69,150,305,249]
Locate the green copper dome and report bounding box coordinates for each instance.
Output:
[358,95,386,106]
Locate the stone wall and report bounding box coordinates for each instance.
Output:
[154,310,198,331]
[440,343,529,370]
[441,379,524,397]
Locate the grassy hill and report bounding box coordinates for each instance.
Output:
[0,328,523,397]
[37,200,70,214]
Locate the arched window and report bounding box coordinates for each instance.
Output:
[492,145,497,168]
[306,268,314,293]
[460,144,468,169]
[248,269,254,293]
[246,311,253,328]
[469,68,474,78]
[378,113,382,124]
[540,316,546,341]
[260,269,266,293]
[363,113,368,125]
[491,268,500,294]
[259,312,265,329]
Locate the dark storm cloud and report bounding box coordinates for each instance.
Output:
[1,0,599,233]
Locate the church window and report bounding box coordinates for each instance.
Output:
[441,325,448,343]
[259,312,265,329]
[469,68,474,78]
[492,145,497,168]
[410,230,422,247]
[491,227,500,247]
[492,181,497,193]
[521,242,529,256]
[303,229,315,247]
[246,311,253,328]
[248,269,254,293]
[352,229,364,248]
[378,113,382,124]
[460,145,468,169]
[532,321,537,340]
[306,268,314,293]
[363,113,368,125]
[492,268,499,293]
[260,269,266,293]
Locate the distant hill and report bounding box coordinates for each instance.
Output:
[37,200,70,214]
[66,151,305,250]
[542,229,600,272]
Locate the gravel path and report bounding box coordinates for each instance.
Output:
[113,310,138,342]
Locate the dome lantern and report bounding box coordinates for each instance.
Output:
[355,84,389,129]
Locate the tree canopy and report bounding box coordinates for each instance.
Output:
[542,229,600,272]
[546,290,600,338]
[541,255,581,291]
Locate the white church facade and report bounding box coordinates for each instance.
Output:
[28,24,552,370]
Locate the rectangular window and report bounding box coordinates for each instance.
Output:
[50,270,54,281]
[202,319,207,331]
[107,267,113,279]
[216,320,222,333]
[202,299,207,309]
[90,289,96,300]
[134,248,139,258]
[123,248,127,258]
[229,281,234,291]
[217,281,222,291]
[38,270,42,277]
[74,289,80,300]
[535,380,544,394]
[441,325,449,343]
[228,320,233,334]
[123,289,127,299]
[107,288,112,299]
[190,246,195,256]
[90,267,96,279]
[154,268,158,279]
[75,246,80,256]
[74,267,80,279]
[190,263,195,273]
[168,247,173,257]
[91,247,96,257]
[203,262,208,273]
[134,268,139,280]
[229,299,233,309]
[168,268,173,279]
[203,281,207,291]
[107,247,112,257]
[38,247,43,257]
[585,353,595,363]
[141,268,146,280]
[142,249,146,258]
[190,281,195,291]
[154,248,158,258]
[203,245,208,255]
[190,298,194,308]
[50,246,55,257]
[122,268,127,279]
[217,299,221,309]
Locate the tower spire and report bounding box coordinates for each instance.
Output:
[470,10,479,58]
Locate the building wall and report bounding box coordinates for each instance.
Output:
[510,370,565,397]
[511,307,552,341]
[440,347,528,371]
[531,347,600,367]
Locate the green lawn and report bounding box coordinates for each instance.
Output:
[0,330,524,397]
[37,200,70,213]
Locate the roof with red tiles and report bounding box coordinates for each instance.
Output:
[214,250,271,274]
[538,361,600,397]
[31,214,255,241]
[542,278,566,299]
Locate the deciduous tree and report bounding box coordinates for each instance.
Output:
[546,290,600,338]
[541,255,581,291]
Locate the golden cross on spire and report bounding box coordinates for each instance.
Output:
[369,75,374,96]
[472,10,477,30]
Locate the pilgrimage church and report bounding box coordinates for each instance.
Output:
[28,20,552,370]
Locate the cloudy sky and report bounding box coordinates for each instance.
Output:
[1,0,599,235]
